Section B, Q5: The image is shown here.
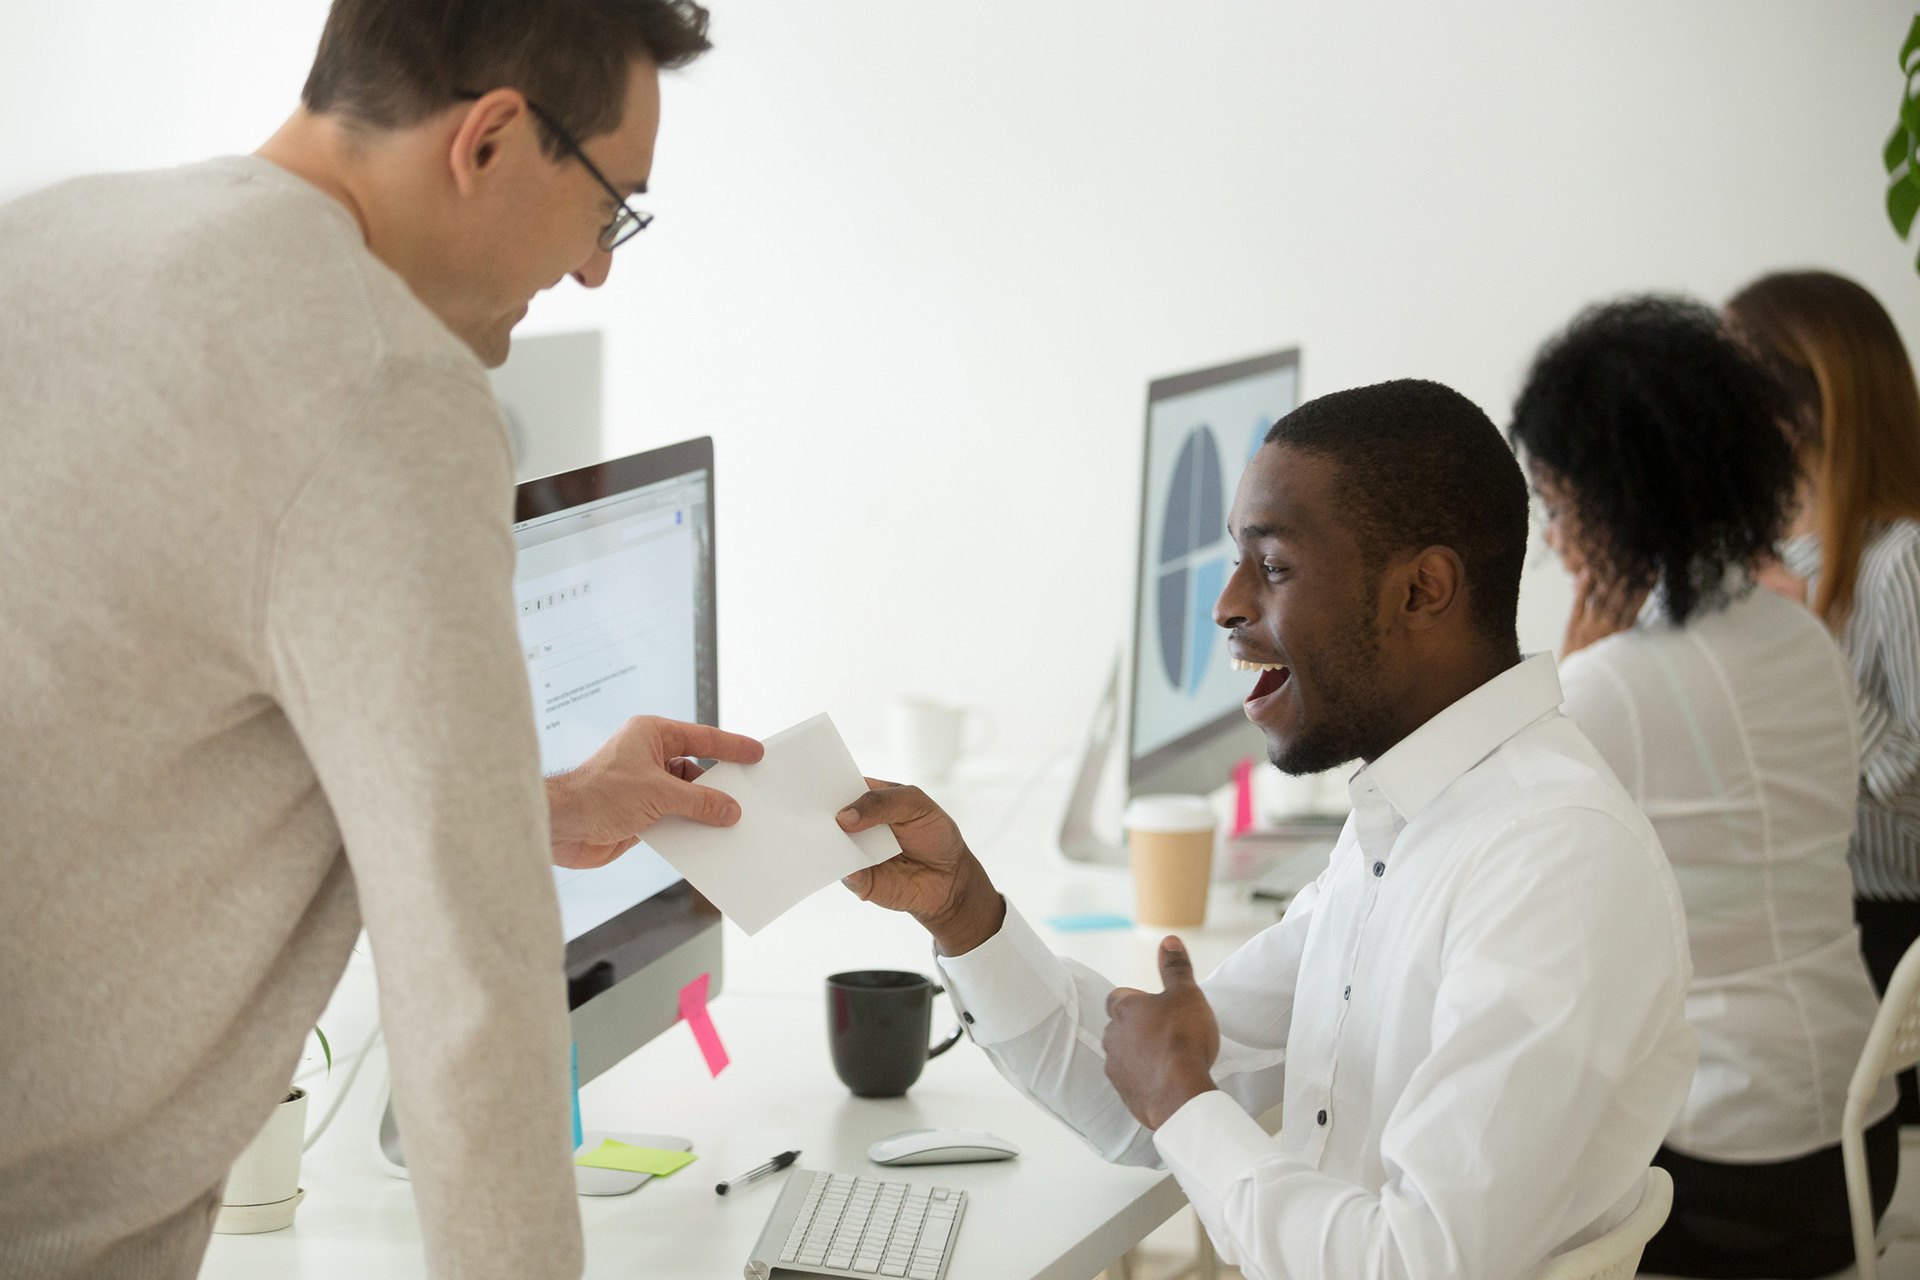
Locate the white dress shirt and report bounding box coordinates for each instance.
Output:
[1559,582,1896,1162]
[939,654,1695,1280]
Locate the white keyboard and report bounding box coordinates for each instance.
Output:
[743,1169,966,1280]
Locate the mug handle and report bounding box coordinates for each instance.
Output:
[928,984,964,1059]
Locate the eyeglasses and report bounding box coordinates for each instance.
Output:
[456,91,653,252]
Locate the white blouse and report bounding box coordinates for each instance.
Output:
[939,655,1696,1280]
[1559,583,1894,1161]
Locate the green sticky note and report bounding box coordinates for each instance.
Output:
[574,1139,697,1177]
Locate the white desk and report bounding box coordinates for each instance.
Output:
[200,764,1324,1280]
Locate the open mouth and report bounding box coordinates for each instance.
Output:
[1231,657,1291,704]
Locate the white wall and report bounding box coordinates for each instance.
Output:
[7,1,1918,771]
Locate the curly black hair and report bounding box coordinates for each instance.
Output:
[1509,296,1798,626]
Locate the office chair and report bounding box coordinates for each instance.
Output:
[1845,935,1920,1280]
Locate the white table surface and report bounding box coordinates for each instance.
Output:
[200,761,1327,1280]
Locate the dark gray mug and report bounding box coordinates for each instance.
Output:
[826,970,964,1097]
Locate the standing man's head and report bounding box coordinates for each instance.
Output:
[265,0,711,364]
[1217,379,1529,774]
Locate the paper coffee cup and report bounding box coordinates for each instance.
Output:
[1124,794,1216,929]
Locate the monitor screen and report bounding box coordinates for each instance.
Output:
[1130,350,1300,772]
[512,442,716,943]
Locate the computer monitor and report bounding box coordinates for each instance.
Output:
[489,328,605,484]
[1060,350,1300,863]
[511,437,723,1086]
[377,437,722,1182]
[1128,349,1299,796]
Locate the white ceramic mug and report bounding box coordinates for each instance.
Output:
[887,696,993,783]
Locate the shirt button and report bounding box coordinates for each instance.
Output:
[961,1012,975,1024]
[1343,985,1350,1000]
[1316,1109,1328,1126]
[1372,861,1385,877]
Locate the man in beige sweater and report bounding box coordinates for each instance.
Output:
[0,2,749,1276]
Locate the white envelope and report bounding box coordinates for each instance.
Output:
[642,713,900,935]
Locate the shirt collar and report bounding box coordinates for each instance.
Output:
[1351,652,1562,822]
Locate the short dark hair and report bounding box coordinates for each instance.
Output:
[1266,379,1529,645]
[1510,295,1797,625]
[302,0,711,155]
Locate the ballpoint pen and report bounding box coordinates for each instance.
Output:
[715,1149,801,1195]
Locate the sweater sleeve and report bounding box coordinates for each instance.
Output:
[264,357,581,1279]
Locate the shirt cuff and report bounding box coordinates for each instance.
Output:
[934,900,1077,1045]
[1152,1088,1281,1204]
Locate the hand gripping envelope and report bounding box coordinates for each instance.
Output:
[642,714,900,935]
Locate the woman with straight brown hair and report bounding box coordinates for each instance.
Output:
[1727,270,1920,1123]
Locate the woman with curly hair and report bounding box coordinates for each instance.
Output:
[1727,272,1920,1122]
[1511,295,1897,1278]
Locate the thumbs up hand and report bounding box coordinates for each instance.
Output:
[1101,937,1222,1129]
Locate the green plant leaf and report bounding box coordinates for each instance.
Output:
[315,1026,332,1077]
[1891,176,1920,239]
[1893,20,1920,276]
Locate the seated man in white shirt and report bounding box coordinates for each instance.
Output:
[836,379,1698,1280]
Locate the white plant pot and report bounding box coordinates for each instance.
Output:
[214,1086,307,1234]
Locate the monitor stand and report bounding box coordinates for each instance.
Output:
[1058,659,1128,865]
[573,1130,693,1196]
[1059,658,1326,884]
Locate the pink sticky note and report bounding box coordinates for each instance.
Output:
[678,973,729,1077]
[1231,755,1255,838]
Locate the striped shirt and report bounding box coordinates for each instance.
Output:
[1785,520,1920,899]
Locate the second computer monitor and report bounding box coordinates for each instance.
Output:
[1129,349,1300,797]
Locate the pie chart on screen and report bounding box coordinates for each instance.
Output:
[1155,425,1228,697]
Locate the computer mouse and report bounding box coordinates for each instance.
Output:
[867,1128,1020,1166]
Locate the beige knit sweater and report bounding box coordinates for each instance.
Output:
[0,157,581,1278]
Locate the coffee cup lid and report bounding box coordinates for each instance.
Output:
[1123,794,1217,833]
